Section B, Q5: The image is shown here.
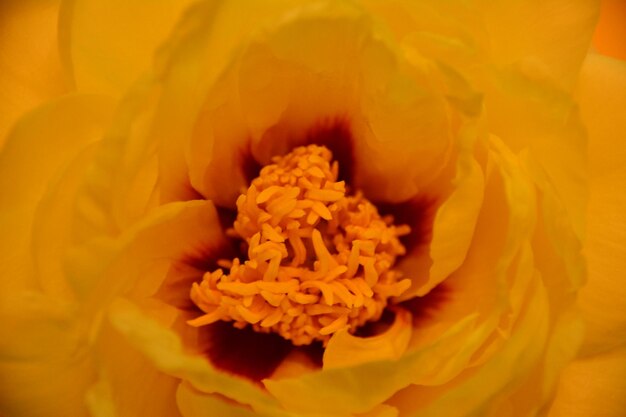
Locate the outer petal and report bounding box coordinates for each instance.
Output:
[86,300,182,417]
[133,0,313,202]
[576,54,626,356]
[388,275,550,417]
[362,0,598,90]
[323,309,413,369]
[548,347,626,417]
[0,94,113,417]
[186,1,454,206]
[176,383,268,417]
[0,0,69,144]
[106,298,289,416]
[0,292,94,417]
[476,0,599,89]
[0,94,114,296]
[176,382,400,417]
[65,200,227,315]
[60,0,197,95]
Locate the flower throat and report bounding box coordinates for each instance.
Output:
[189,145,410,345]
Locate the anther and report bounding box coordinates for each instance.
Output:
[189,145,411,345]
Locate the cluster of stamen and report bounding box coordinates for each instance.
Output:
[189,145,411,345]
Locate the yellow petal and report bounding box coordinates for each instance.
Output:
[0,0,69,144]
[579,54,626,179]
[177,379,397,417]
[0,292,93,417]
[323,308,412,369]
[278,133,537,416]
[477,0,599,90]
[187,1,453,205]
[363,0,599,90]
[264,314,493,415]
[389,276,550,417]
[357,404,399,417]
[31,144,97,299]
[88,299,182,417]
[85,376,117,417]
[577,54,626,356]
[487,67,588,242]
[176,382,263,417]
[414,130,484,297]
[107,298,287,414]
[548,347,626,417]
[0,94,114,296]
[60,0,197,95]
[66,200,226,316]
[140,0,312,203]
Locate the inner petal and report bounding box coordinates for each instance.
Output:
[189,145,411,346]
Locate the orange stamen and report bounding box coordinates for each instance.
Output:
[189,145,411,345]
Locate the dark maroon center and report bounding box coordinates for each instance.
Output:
[163,119,440,382]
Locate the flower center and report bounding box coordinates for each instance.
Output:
[189,145,411,345]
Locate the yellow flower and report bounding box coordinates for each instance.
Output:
[1,1,625,417]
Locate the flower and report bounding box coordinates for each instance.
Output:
[1,1,625,417]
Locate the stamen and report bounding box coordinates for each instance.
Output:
[189,145,411,346]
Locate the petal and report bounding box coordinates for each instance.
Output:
[577,54,626,356]
[363,0,599,90]
[60,0,197,95]
[142,0,312,202]
[0,292,94,417]
[323,308,413,369]
[0,0,69,143]
[548,347,626,417]
[176,383,263,417]
[85,376,116,417]
[31,144,98,299]
[187,1,453,206]
[426,137,484,292]
[66,200,227,315]
[264,315,492,415]
[486,66,588,241]
[0,93,113,211]
[476,0,599,90]
[265,134,536,416]
[578,54,626,179]
[107,298,288,415]
[88,299,182,417]
[389,275,550,417]
[580,165,626,355]
[0,94,114,295]
[400,129,484,298]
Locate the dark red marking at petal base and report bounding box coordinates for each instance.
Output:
[200,322,292,382]
[304,118,355,185]
[155,241,237,311]
[215,206,237,235]
[377,197,435,253]
[400,283,449,325]
[354,309,396,338]
[199,322,324,382]
[185,182,206,201]
[162,232,323,381]
[239,141,262,185]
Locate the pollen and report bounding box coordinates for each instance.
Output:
[189,145,411,345]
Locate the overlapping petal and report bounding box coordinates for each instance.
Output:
[0,0,69,144]
[575,54,626,355]
[0,1,617,416]
[0,94,114,297]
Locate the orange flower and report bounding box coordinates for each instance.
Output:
[0,1,625,417]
